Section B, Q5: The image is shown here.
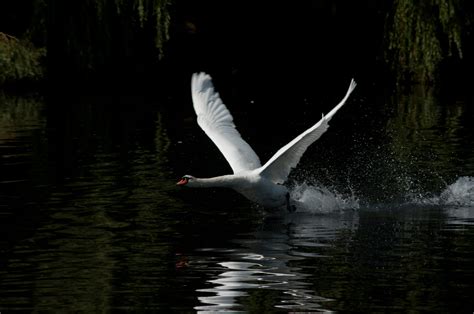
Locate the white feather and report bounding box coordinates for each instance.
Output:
[258,79,357,183]
[184,73,356,209]
[191,72,261,173]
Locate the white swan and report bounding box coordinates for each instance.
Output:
[178,72,357,211]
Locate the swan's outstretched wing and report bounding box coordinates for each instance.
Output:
[191,72,261,173]
[258,79,357,184]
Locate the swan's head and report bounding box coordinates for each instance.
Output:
[177,175,195,186]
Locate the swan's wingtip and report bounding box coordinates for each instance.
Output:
[347,78,357,94]
[193,72,211,80]
[350,78,357,87]
[191,72,214,90]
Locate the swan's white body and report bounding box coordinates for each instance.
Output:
[178,72,357,209]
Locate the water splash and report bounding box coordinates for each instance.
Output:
[290,182,359,214]
[438,176,474,206]
[287,175,473,213]
[408,176,474,207]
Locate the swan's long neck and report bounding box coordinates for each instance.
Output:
[190,175,236,188]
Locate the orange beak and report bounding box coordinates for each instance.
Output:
[177,178,188,186]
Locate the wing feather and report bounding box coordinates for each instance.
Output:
[191,72,261,173]
[258,79,357,183]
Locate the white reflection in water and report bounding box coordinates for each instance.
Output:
[446,207,474,225]
[194,211,359,312]
[439,176,474,207]
[405,176,474,226]
[439,177,474,226]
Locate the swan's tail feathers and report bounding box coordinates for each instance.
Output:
[325,78,357,121]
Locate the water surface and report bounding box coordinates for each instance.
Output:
[0,86,473,312]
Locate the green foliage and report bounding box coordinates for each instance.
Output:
[0,32,46,85]
[101,0,171,56]
[130,0,171,57]
[153,0,171,57]
[44,0,171,75]
[387,86,468,189]
[385,0,463,83]
[0,0,171,82]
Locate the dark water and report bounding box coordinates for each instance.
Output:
[0,85,474,312]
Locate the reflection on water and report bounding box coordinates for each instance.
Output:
[446,206,474,226]
[0,93,187,311]
[0,92,46,210]
[387,85,474,194]
[0,92,45,142]
[190,202,474,312]
[0,87,473,312]
[193,212,358,312]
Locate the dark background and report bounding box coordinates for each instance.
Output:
[1,1,473,94]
